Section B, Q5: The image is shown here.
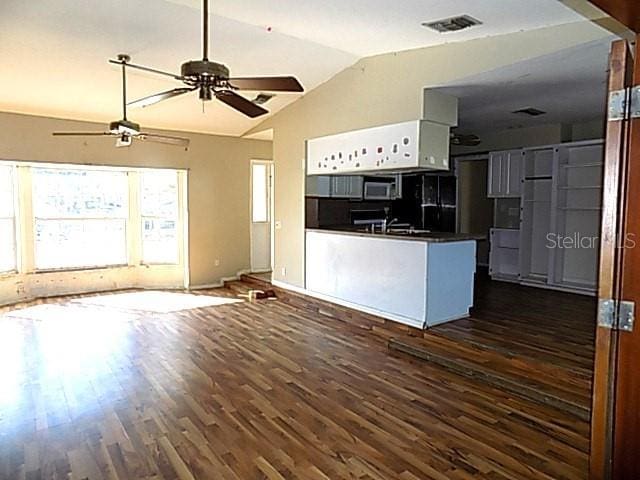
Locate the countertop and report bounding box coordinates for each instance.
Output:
[306,228,486,243]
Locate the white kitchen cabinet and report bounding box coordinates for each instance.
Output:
[548,141,603,293]
[487,150,523,198]
[489,228,520,281]
[519,147,554,285]
[307,120,450,175]
[305,175,332,197]
[488,140,603,295]
[306,175,363,198]
[331,176,363,199]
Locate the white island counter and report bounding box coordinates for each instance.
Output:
[305,229,482,329]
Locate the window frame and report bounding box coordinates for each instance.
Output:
[139,170,181,266]
[251,161,271,224]
[0,164,18,274]
[31,167,130,272]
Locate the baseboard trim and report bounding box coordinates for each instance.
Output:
[190,269,252,291]
[271,280,425,329]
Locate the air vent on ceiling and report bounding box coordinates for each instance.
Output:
[252,93,275,105]
[422,15,482,33]
[512,107,547,117]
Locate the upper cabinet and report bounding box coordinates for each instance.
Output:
[487,149,523,198]
[305,175,332,197]
[331,176,363,199]
[306,120,451,175]
[305,175,363,199]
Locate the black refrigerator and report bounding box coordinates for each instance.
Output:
[422,175,457,233]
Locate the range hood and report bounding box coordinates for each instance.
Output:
[306,91,458,175]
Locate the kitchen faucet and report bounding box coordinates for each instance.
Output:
[381,217,399,234]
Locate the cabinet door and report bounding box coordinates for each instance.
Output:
[331,177,350,197]
[488,152,504,197]
[505,151,523,197]
[306,176,332,197]
[488,150,523,198]
[349,176,363,199]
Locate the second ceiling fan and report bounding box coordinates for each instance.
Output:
[113,0,304,118]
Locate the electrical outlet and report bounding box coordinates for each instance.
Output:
[214,259,220,267]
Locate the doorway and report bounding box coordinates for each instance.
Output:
[250,160,273,274]
[455,156,493,266]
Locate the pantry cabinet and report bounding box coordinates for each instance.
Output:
[487,149,523,198]
[488,140,603,295]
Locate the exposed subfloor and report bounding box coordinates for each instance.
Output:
[0,280,591,479]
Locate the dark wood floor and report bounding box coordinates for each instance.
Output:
[0,279,593,479]
[389,275,596,420]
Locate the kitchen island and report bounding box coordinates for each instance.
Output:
[305,228,484,329]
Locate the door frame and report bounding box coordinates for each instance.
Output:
[249,159,274,273]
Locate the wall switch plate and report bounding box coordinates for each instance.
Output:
[281,267,286,277]
[275,221,282,230]
[214,259,220,267]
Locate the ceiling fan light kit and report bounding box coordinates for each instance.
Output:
[52,54,190,149]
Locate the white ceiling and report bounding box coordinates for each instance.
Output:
[0,0,591,137]
[431,37,612,134]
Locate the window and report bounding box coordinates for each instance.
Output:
[252,163,269,223]
[0,165,17,273]
[140,170,179,264]
[32,168,128,270]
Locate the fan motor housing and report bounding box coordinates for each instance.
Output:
[181,60,229,80]
[110,120,140,135]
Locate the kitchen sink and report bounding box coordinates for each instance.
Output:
[385,228,432,235]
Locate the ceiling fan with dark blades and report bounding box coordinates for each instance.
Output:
[53,55,190,148]
[451,132,482,147]
[112,0,304,118]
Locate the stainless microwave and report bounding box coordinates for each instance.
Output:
[363,181,393,200]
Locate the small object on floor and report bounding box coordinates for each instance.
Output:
[238,289,277,302]
[255,289,277,300]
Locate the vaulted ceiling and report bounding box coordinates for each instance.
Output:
[0,0,593,136]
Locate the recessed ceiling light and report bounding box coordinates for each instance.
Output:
[512,107,547,116]
[422,15,482,33]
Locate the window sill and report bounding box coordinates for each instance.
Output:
[0,270,18,279]
[140,263,180,267]
[33,264,131,274]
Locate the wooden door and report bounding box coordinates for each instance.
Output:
[590,38,636,479]
[611,35,640,479]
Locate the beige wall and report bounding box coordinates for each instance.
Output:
[0,111,271,296]
[246,21,611,288]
